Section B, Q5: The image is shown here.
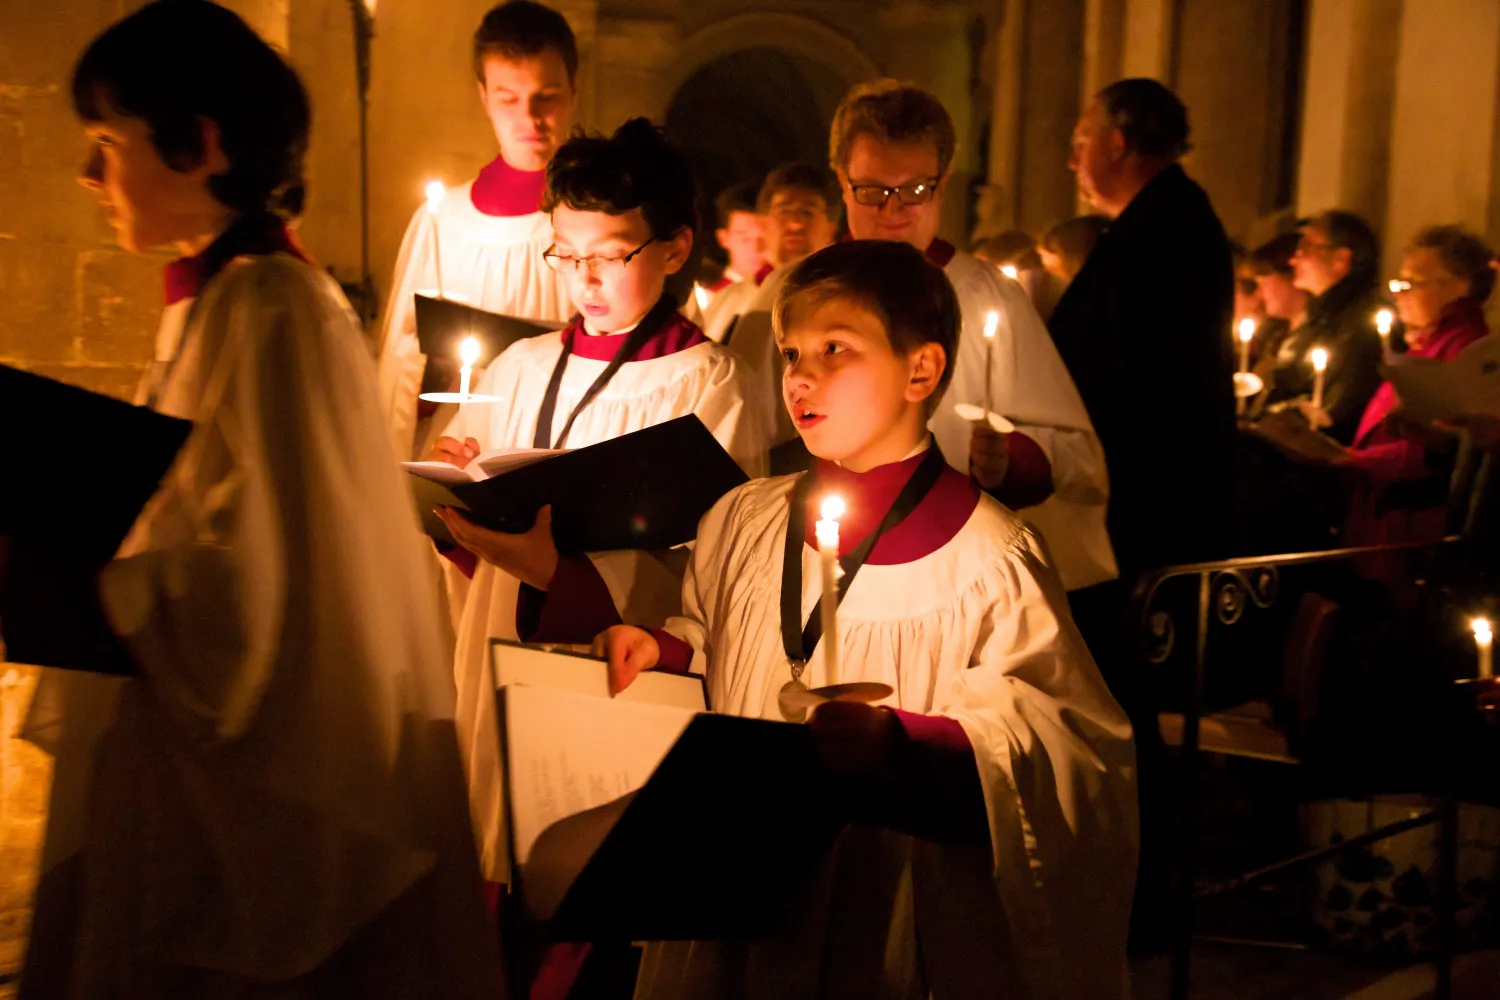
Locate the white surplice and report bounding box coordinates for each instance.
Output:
[930,250,1117,591]
[635,474,1138,1000]
[443,332,765,883]
[20,255,503,998]
[374,182,572,461]
[724,249,1117,590]
[700,278,761,345]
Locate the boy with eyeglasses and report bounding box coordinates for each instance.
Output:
[423,117,764,892]
[833,79,1116,593]
[375,1,578,463]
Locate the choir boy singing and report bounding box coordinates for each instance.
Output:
[13,2,503,996]
[726,162,843,444]
[697,181,771,343]
[832,79,1116,590]
[375,0,578,460]
[598,240,1137,999]
[426,118,764,887]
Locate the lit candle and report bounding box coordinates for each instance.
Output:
[815,495,845,684]
[693,283,710,315]
[1474,617,1493,679]
[982,310,999,416]
[425,180,447,300]
[1001,264,1019,281]
[1310,347,1329,412]
[1376,308,1393,339]
[457,335,480,401]
[1237,317,1256,374]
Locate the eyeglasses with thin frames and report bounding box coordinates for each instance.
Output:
[543,238,656,277]
[848,179,940,208]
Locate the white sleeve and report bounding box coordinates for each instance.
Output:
[375,204,433,460]
[938,525,1137,997]
[659,489,743,676]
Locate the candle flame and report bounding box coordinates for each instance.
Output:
[425,180,446,215]
[1001,264,1019,281]
[1388,278,1402,295]
[983,310,999,341]
[459,336,481,367]
[1237,317,1256,343]
[1376,308,1394,336]
[1474,617,1493,644]
[819,495,846,522]
[1310,347,1329,372]
[694,284,710,313]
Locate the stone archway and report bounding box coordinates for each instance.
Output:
[661,14,880,271]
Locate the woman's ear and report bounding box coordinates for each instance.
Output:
[905,342,947,405]
[195,116,230,178]
[661,225,695,276]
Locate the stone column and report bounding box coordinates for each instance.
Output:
[1294,0,1402,234]
[592,16,679,132]
[1383,0,1500,272]
[1121,0,1176,82]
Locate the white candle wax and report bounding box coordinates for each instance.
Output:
[1310,347,1329,412]
[458,335,481,402]
[1237,318,1256,374]
[1376,309,1393,339]
[694,284,710,315]
[1474,618,1493,679]
[816,495,845,684]
[982,310,999,416]
[425,180,446,300]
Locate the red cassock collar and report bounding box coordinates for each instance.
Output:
[560,310,710,362]
[470,154,548,218]
[804,448,978,565]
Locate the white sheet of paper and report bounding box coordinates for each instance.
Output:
[1383,334,1500,422]
[502,684,696,865]
[491,640,706,711]
[402,446,564,485]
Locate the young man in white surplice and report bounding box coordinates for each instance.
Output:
[375,0,578,461]
[424,118,765,890]
[15,3,503,997]
[597,240,1137,1000]
[832,80,1118,592]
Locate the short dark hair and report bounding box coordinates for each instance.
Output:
[1096,78,1191,159]
[542,118,696,240]
[714,181,759,229]
[1409,224,1499,303]
[1306,209,1381,283]
[773,240,960,404]
[473,1,578,84]
[1250,231,1301,278]
[757,162,841,219]
[829,79,957,179]
[72,0,309,217]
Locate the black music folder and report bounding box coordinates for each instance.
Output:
[522,713,849,942]
[0,364,192,564]
[413,294,552,392]
[0,364,189,674]
[406,415,748,553]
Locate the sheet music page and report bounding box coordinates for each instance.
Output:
[503,684,697,865]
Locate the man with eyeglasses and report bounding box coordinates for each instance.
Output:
[829,79,1116,595]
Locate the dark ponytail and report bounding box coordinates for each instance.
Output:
[72,0,311,219]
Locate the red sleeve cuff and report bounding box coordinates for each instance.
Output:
[891,708,973,754]
[852,709,989,847]
[437,542,478,579]
[649,628,694,673]
[985,431,1054,510]
[516,554,622,644]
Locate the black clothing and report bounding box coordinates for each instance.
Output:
[1050,165,1237,576]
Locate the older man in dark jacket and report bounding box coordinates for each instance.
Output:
[1049,78,1235,955]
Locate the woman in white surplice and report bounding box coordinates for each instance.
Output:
[14,3,504,997]
[599,242,1137,1000]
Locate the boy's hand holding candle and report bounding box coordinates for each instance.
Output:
[809,700,901,774]
[969,423,1012,489]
